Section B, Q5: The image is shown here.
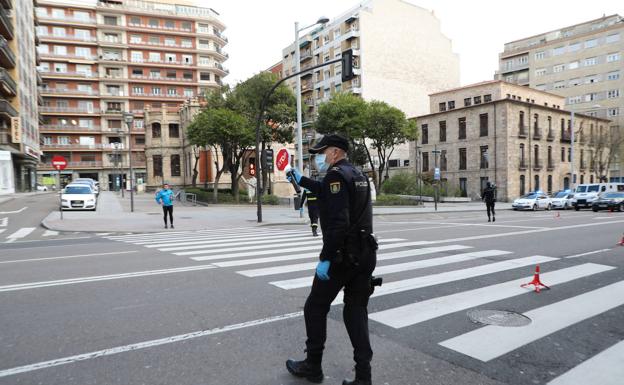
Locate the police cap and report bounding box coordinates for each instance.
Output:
[308,134,349,154]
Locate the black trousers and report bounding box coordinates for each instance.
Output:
[162,205,173,225]
[486,201,495,218]
[307,201,319,227]
[304,256,376,380]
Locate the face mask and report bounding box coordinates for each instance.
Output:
[314,153,329,173]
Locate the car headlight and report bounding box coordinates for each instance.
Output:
[62,199,68,203]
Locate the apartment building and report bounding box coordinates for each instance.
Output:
[35,0,227,190]
[281,0,459,168]
[497,14,624,182]
[0,0,40,194]
[413,81,610,201]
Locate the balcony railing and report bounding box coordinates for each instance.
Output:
[0,7,14,40]
[127,22,192,33]
[532,128,542,140]
[40,88,99,96]
[130,92,185,98]
[0,98,18,116]
[0,67,17,96]
[40,107,101,114]
[40,52,98,60]
[37,14,96,24]
[129,58,194,66]
[39,71,98,78]
[42,143,103,150]
[532,160,543,170]
[547,130,555,141]
[40,124,101,131]
[130,74,195,82]
[39,161,103,169]
[560,130,571,142]
[518,125,528,138]
[519,160,527,170]
[96,0,220,20]
[0,36,16,68]
[39,34,97,42]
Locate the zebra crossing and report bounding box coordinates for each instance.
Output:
[104,228,623,384]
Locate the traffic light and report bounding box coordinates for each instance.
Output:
[341,49,354,82]
[263,149,274,172]
[249,158,256,176]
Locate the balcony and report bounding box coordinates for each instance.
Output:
[0,98,17,117]
[126,22,193,33]
[41,143,103,151]
[40,107,101,114]
[518,125,528,138]
[0,68,17,96]
[37,14,96,24]
[40,52,98,61]
[518,160,527,171]
[580,161,587,170]
[560,130,571,143]
[130,92,185,99]
[40,124,101,132]
[300,50,313,61]
[0,36,16,68]
[40,87,99,96]
[547,160,555,170]
[532,160,543,171]
[0,7,14,40]
[304,98,315,107]
[39,161,103,170]
[130,74,195,83]
[39,33,97,43]
[129,58,194,67]
[532,128,542,140]
[39,71,97,79]
[547,130,555,141]
[301,81,313,92]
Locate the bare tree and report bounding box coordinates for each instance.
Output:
[589,125,623,181]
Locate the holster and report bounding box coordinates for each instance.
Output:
[343,229,378,267]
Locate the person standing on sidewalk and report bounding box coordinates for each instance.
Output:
[482,181,496,222]
[301,188,320,236]
[155,183,174,229]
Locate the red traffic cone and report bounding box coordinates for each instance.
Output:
[521,265,550,293]
[618,233,624,246]
[555,212,561,219]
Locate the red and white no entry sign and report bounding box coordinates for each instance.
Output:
[275,148,290,171]
[51,155,67,171]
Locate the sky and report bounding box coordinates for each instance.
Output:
[205,0,623,86]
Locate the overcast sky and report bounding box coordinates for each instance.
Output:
[206,0,622,86]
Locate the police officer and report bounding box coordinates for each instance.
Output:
[482,181,496,222]
[285,134,376,385]
[301,188,320,236]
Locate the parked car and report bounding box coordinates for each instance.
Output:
[512,192,551,211]
[71,179,99,195]
[572,183,624,210]
[61,184,97,211]
[36,183,48,192]
[591,192,624,212]
[550,190,574,210]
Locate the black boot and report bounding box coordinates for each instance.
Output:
[342,379,372,385]
[286,359,323,383]
[312,226,318,237]
[492,217,495,222]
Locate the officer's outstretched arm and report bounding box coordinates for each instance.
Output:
[319,171,349,262]
[298,176,322,196]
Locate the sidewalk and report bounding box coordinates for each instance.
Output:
[42,191,512,233]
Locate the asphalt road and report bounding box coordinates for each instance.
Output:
[1,197,623,385]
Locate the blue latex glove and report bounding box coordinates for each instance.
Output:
[285,166,303,184]
[316,260,331,280]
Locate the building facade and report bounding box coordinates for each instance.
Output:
[0,0,40,194]
[497,14,623,182]
[281,0,459,168]
[413,81,610,201]
[35,0,227,190]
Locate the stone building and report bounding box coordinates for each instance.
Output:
[412,81,610,201]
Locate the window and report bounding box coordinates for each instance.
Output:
[184,88,193,97]
[181,21,192,31]
[129,16,140,25]
[74,29,90,39]
[518,56,528,64]
[51,8,64,18]
[148,52,160,62]
[134,120,144,129]
[103,16,118,26]
[480,146,489,169]
[131,68,143,77]
[152,123,161,138]
[464,98,471,107]
[421,124,428,144]
[130,35,142,43]
[459,148,467,170]
[53,45,67,56]
[585,74,600,84]
[75,47,90,58]
[107,119,122,129]
[152,87,161,95]
[584,57,597,66]
[534,175,540,191]
[106,102,121,112]
[165,20,175,29]
[170,155,181,176]
[181,38,192,48]
[148,18,159,27]
[58,136,70,145]
[584,93,597,102]
[422,152,429,172]
[479,113,488,137]
[458,117,466,139]
[165,37,176,46]
[520,144,526,165]
[484,94,492,102]
[584,38,598,48]
[167,87,177,96]
[130,51,142,63]
[439,121,446,142]
[166,70,176,79]
[519,175,525,196]
[553,64,565,73]
[535,68,547,77]
[569,95,582,104]
[153,155,162,177]
[199,56,210,66]
[43,136,52,145]
[607,90,620,98]
[561,147,565,162]
[606,33,620,43]
[183,71,193,80]
[135,136,145,145]
[52,27,65,37]
[459,178,468,197]
[447,101,455,110]
[552,46,565,55]
[182,55,193,65]
[104,33,119,43]
[607,71,620,81]
[608,108,619,117]
[440,150,447,171]
[132,86,144,94]
[473,96,482,104]
[607,53,620,62]
[535,84,546,91]
[200,72,211,81]
[439,102,446,112]
[150,69,160,78]
[198,23,210,33]
[79,119,93,128]
[568,78,581,87]
[554,81,565,89]
[76,64,91,75]
[568,42,581,52]
[568,61,580,69]
[165,53,176,63]
[54,63,67,73]
[169,123,179,138]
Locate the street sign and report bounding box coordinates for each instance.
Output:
[275,148,290,171]
[51,155,67,171]
[434,167,441,181]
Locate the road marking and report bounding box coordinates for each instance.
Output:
[6,227,36,240]
[0,207,27,215]
[271,255,558,291]
[0,229,4,235]
[566,249,612,259]
[158,233,325,252]
[0,311,303,379]
[593,216,618,220]
[547,339,624,385]
[0,217,7,227]
[238,249,504,278]
[190,239,429,262]
[439,280,624,362]
[0,251,139,265]
[143,230,308,248]
[376,245,473,261]
[120,230,307,245]
[42,230,59,237]
[369,263,615,328]
[105,227,273,241]
[0,264,217,293]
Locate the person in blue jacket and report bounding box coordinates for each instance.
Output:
[155,183,175,229]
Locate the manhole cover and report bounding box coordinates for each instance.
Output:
[179,216,192,219]
[467,309,531,327]
[147,212,161,215]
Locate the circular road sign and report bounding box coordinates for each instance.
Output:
[51,155,67,171]
[275,148,290,171]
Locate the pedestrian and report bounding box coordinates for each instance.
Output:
[301,188,320,236]
[482,181,496,222]
[155,183,174,229]
[285,134,377,385]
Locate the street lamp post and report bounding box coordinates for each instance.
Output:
[570,104,601,191]
[123,112,135,212]
[294,16,329,170]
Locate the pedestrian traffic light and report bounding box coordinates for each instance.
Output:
[264,149,274,172]
[341,49,354,82]
[249,158,256,176]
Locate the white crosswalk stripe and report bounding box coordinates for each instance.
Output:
[0,217,7,227]
[547,339,624,385]
[5,227,36,242]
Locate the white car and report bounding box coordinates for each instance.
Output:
[550,190,574,210]
[36,183,48,192]
[512,192,551,211]
[61,184,97,211]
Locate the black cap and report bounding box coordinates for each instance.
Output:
[308,134,349,154]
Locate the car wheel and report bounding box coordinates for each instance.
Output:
[547,204,552,211]
[575,205,580,211]
[592,207,598,212]
[533,204,538,211]
[619,203,624,212]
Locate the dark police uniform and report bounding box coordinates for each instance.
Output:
[289,135,376,384]
[482,183,496,221]
[302,189,320,236]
